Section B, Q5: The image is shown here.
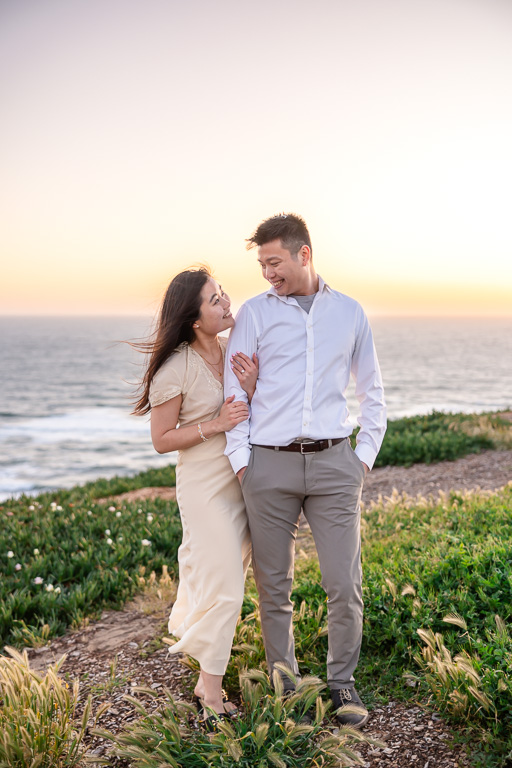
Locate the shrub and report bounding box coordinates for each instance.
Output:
[350,410,510,467]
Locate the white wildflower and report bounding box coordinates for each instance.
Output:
[118,535,123,542]
[116,511,122,518]
[141,539,151,547]
[107,538,113,545]
[137,509,142,514]
[147,514,154,522]
[105,529,111,536]
[108,506,116,512]
[56,505,63,511]
[33,577,43,585]
[33,548,40,555]
[50,502,57,509]
[28,505,35,511]
[15,563,22,571]
[45,584,54,592]
[87,510,92,516]
[7,551,14,558]
[54,586,61,594]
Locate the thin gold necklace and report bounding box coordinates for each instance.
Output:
[194,343,223,377]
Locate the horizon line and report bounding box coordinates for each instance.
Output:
[1,312,511,320]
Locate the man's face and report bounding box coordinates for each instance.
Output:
[257,239,311,296]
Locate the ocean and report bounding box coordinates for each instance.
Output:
[0,315,511,501]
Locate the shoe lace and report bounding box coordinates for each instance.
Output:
[339,688,353,702]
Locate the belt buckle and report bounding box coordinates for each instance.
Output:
[300,441,317,455]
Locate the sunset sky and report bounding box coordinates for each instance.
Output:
[1,0,511,317]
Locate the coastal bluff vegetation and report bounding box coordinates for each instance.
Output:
[1,410,511,767]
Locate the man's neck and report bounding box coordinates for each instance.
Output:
[289,272,319,297]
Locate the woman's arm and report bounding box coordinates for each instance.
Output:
[230,352,259,404]
[151,394,249,454]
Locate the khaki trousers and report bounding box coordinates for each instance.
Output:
[241,438,365,690]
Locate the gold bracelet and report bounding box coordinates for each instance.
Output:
[197,423,208,442]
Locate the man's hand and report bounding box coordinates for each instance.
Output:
[362,462,369,476]
[237,467,247,485]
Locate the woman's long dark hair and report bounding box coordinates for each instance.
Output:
[132,267,211,415]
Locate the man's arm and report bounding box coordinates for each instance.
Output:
[224,303,259,476]
[351,307,387,470]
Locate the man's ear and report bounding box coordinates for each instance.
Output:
[301,245,311,266]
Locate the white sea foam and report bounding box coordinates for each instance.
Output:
[0,408,150,445]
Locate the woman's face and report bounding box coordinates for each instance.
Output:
[195,277,234,335]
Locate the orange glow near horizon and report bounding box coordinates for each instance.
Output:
[1,265,510,318]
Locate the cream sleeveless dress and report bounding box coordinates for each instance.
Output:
[149,338,251,675]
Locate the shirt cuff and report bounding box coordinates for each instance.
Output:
[229,446,252,475]
[354,442,377,471]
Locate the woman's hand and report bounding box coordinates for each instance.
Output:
[231,352,259,403]
[215,394,249,432]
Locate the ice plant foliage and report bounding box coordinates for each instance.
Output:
[0,483,182,648]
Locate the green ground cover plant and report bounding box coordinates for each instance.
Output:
[0,493,181,647]
[353,410,511,467]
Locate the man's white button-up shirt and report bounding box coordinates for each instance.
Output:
[224,277,387,475]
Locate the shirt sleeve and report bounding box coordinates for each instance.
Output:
[224,303,259,474]
[149,353,184,408]
[351,307,387,469]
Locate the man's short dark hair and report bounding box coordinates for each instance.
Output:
[246,213,312,257]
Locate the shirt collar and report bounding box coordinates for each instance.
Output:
[265,274,332,302]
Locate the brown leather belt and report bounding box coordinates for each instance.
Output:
[253,437,346,455]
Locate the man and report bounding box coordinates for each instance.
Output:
[224,213,386,728]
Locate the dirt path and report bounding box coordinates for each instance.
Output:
[27,449,512,766]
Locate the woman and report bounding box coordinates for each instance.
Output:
[133,267,257,728]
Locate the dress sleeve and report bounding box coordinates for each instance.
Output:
[149,350,186,408]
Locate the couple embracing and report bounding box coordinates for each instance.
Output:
[134,213,386,730]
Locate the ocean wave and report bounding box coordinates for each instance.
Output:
[0,408,151,445]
